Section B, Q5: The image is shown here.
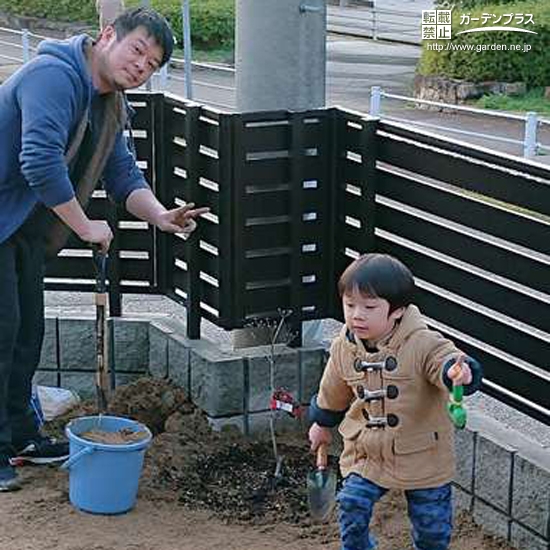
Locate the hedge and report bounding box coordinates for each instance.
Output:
[126,0,234,49]
[419,0,550,87]
[0,0,234,49]
[0,0,96,22]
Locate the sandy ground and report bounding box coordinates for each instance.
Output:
[0,467,338,550]
[0,464,509,550]
[0,379,512,550]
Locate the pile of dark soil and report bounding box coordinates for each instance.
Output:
[52,378,318,524]
[149,434,318,523]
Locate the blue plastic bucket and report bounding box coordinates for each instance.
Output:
[62,415,152,514]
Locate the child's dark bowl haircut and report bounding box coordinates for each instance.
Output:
[338,253,415,313]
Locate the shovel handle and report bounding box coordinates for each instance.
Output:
[92,245,108,293]
[316,444,328,470]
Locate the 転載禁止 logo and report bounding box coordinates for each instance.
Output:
[421,9,538,40]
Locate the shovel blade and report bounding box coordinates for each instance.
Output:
[307,469,337,521]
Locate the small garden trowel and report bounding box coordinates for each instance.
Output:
[307,444,336,522]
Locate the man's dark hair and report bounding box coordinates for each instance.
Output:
[113,7,174,66]
[338,253,415,312]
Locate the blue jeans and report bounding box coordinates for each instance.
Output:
[337,474,453,550]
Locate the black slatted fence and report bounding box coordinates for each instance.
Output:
[44,93,550,424]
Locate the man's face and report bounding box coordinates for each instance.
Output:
[342,288,403,343]
[97,25,163,90]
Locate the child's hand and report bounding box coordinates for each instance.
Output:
[309,422,332,452]
[448,355,473,386]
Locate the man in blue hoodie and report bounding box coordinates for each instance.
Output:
[0,7,208,491]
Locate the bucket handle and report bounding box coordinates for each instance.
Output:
[60,446,95,470]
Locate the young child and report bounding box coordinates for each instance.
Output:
[309,253,482,550]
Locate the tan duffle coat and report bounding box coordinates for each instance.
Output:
[317,305,461,490]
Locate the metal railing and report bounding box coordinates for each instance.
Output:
[328,3,421,44]
[369,86,550,159]
[0,26,47,64]
[0,25,237,108]
[4,25,549,160]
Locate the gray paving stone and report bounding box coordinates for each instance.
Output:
[454,428,476,492]
[510,522,548,550]
[148,323,170,378]
[38,317,58,370]
[58,371,97,399]
[473,498,510,542]
[246,347,299,413]
[512,452,550,537]
[300,347,327,405]
[475,432,514,513]
[190,349,245,417]
[60,372,139,400]
[207,415,246,434]
[33,371,59,387]
[247,410,306,436]
[167,334,191,394]
[111,318,149,373]
[453,484,473,516]
[58,317,95,371]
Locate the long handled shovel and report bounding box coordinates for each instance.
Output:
[92,247,110,414]
[307,444,337,522]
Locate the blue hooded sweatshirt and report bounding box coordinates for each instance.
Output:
[0,34,149,243]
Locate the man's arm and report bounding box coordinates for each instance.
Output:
[18,64,78,208]
[126,188,209,236]
[53,198,113,252]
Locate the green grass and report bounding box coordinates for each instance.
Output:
[474,88,550,116]
[173,46,234,65]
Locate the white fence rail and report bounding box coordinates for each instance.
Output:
[327,2,422,44]
[369,86,550,159]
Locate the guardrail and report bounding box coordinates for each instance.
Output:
[3,25,548,160]
[369,86,550,159]
[0,25,237,109]
[327,3,421,44]
[0,25,46,64]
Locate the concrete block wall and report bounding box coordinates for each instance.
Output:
[37,315,549,549]
[453,412,550,550]
[36,314,150,396]
[147,318,326,436]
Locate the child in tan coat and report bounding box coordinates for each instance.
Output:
[309,253,482,550]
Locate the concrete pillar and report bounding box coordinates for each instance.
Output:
[235,0,326,112]
[96,0,125,29]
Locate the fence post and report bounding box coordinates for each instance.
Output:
[372,7,377,40]
[184,105,201,338]
[182,0,193,99]
[360,117,378,253]
[289,112,305,347]
[523,111,538,158]
[370,86,382,117]
[22,29,30,63]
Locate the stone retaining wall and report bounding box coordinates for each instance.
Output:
[36,314,550,549]
[413,75,527,108]
[0,11,93,38]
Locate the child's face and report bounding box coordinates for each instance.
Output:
[342,288,404,342]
